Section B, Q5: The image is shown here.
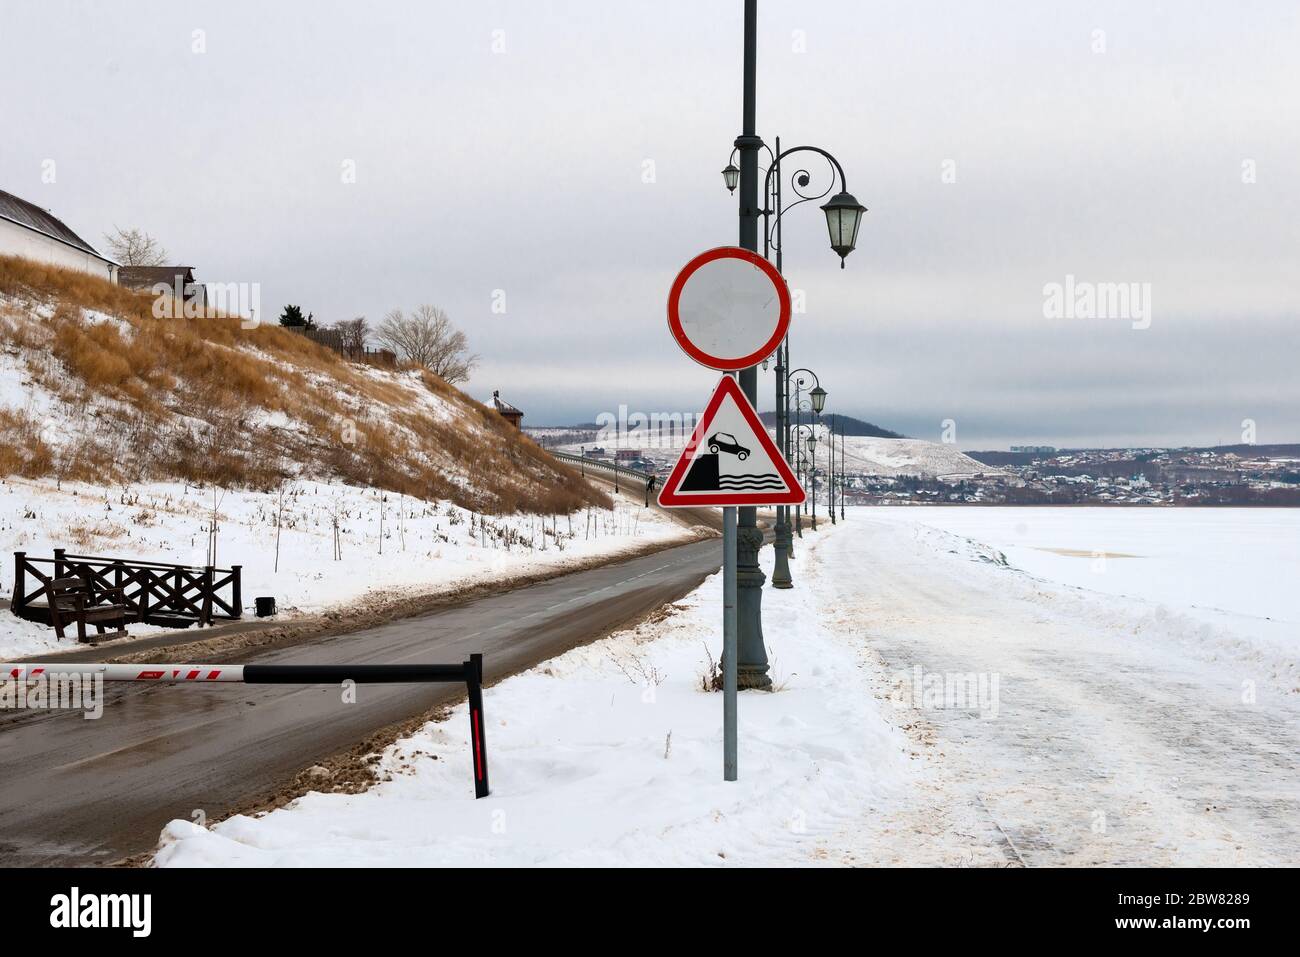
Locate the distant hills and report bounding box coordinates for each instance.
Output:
[757,411,904,438]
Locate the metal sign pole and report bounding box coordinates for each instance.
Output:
[723,504,738,781]
[662,240,800,785]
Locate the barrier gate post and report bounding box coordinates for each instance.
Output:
[466,653,489,798]
[8,658,491,798]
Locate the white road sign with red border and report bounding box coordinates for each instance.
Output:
[666,246,791,371]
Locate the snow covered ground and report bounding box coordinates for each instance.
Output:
[828,512,1300,866]
[861,506,1300,672]
[154,505,1300,867]
[153,526,916,867]
[0,476,696,660]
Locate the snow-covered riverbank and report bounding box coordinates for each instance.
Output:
[824,512,1300,866]
[860,506,1300,677]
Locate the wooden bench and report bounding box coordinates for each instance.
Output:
[46,577,128,644]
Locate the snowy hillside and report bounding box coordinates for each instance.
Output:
[838,436,1000,479]
[0,255,601,515]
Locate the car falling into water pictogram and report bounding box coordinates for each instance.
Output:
[707,432,750,460]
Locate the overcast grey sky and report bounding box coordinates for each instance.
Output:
[3,0,1297,448]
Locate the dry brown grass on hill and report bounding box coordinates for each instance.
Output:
[0,255,608,514]
[0,408,53,477]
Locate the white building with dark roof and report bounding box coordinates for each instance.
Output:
[0,188,118,282]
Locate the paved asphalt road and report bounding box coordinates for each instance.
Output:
[0,534,723,866]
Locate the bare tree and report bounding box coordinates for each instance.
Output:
[103,226,169,266]
[333,316,369,357]
[376,304,478,383]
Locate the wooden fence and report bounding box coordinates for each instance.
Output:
[284,326,397,368]
[11,549,242,629]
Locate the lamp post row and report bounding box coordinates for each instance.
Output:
[721,142,862,590]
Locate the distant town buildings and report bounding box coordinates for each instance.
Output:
[826,444,1300,507]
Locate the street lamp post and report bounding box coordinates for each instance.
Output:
[724,0,866,684]
[730,0,770,691]
[782,369,823,576]
[794,424,817,532]
[759,141,860,577]
[828,414,836,525]
[792,372,804,552]
[833,419,839,522]
[732,136,861,588]
[794,445,805,538]
[808,425,818,531]
[800,448,813,532]
[840,425,846,520]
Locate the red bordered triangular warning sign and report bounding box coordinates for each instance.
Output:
[658,375,805,507]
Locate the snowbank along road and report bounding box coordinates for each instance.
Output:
[0,536,723,866]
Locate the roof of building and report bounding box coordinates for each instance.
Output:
[0,188,112,261]
[491,390,523,416]
[118,265,198,288]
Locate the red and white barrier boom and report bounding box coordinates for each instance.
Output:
[8,655,490,799]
